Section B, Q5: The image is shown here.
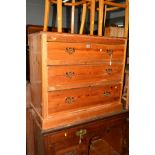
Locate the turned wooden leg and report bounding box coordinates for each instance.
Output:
[71,0,75,33]
[103,5,107,35]
[57,0,62,32]
[43,0,50,31]
[124,0,129,38]
[79,3,87,34]
[90,0,95,35]
[98,0,104,36]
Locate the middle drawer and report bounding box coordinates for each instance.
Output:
[48,64,123,90]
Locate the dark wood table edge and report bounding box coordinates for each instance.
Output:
[39,110,129,135]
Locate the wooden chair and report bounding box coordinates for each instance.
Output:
[43,0,88,34]
[97,0,129,37]
[122,68,129,110]
[87,0,96,35]
[43,0,62,32]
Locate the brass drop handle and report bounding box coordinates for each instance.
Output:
[65,96,75,104]
[103,91,111,96]
[65,47,75,55]
[65,71,75,78]
[106,49,113,56]
[76,129,87,144]
[106,68,112,74]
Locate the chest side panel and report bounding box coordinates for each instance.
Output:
[29,34,42,116]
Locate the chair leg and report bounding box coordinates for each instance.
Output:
[103,5,107,35]
[126,73,129,109]
[124,0,129,38]
[79,3,87,34]
[43,0,50,31]
[98,0,104,36]
[71,0,75,33]
[126,84,129,109]
[90,0,95,35]
[57,0,62,32]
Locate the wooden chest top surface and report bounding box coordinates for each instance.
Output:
[29,32,126,43]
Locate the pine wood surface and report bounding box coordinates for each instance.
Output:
[29,34,42,116]
[32,102,122,130]
[43,0,50,31]
[48,83,121,114]
[79,3,87,34]
[48,64,123,90]
[29,32,127,130]
[45,32,126,43]
[47,42,125,65]
[90,0,95,35]
[98,0,104,36]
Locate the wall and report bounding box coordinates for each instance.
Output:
[109,10,125,26]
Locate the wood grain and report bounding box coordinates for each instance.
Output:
[42,102,123,129]
[79,3,87,34]
[29,34,42,116]
[47,42,125,65]
[46,32,126,44]
[98,0,104,36]
[48,83,121,114]
[41,34,48,118]
[48,64,123,90]
[104,1,126,8]
[71,0,75,34]
[124,0,129,38]
[43,0,50,31]
[90,0,95,35]
[57,0,62,32]
[29,32,127,130]
[119,40,127,103]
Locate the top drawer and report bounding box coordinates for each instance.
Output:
[47,42,125,65]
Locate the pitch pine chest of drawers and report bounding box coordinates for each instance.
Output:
[29,32,127,130]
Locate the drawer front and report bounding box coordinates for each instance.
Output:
[48,143,87,155]
[50,143,88,155]
[48,83,121,114]
[55,146,80,155]
[48,64,123,90]
[46,113,126,144]
[46,113,127,155]
[47,42,125,65]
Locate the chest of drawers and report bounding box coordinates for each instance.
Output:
[29,32,127,130]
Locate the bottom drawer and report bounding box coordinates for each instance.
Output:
[48,83,121,115]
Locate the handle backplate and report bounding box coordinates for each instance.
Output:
[65,96,75,104]
[103,91,111,96]
[106,68,112,74]
[65,71,75,78]
[65,47,75,55]
[106,49,113,56]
